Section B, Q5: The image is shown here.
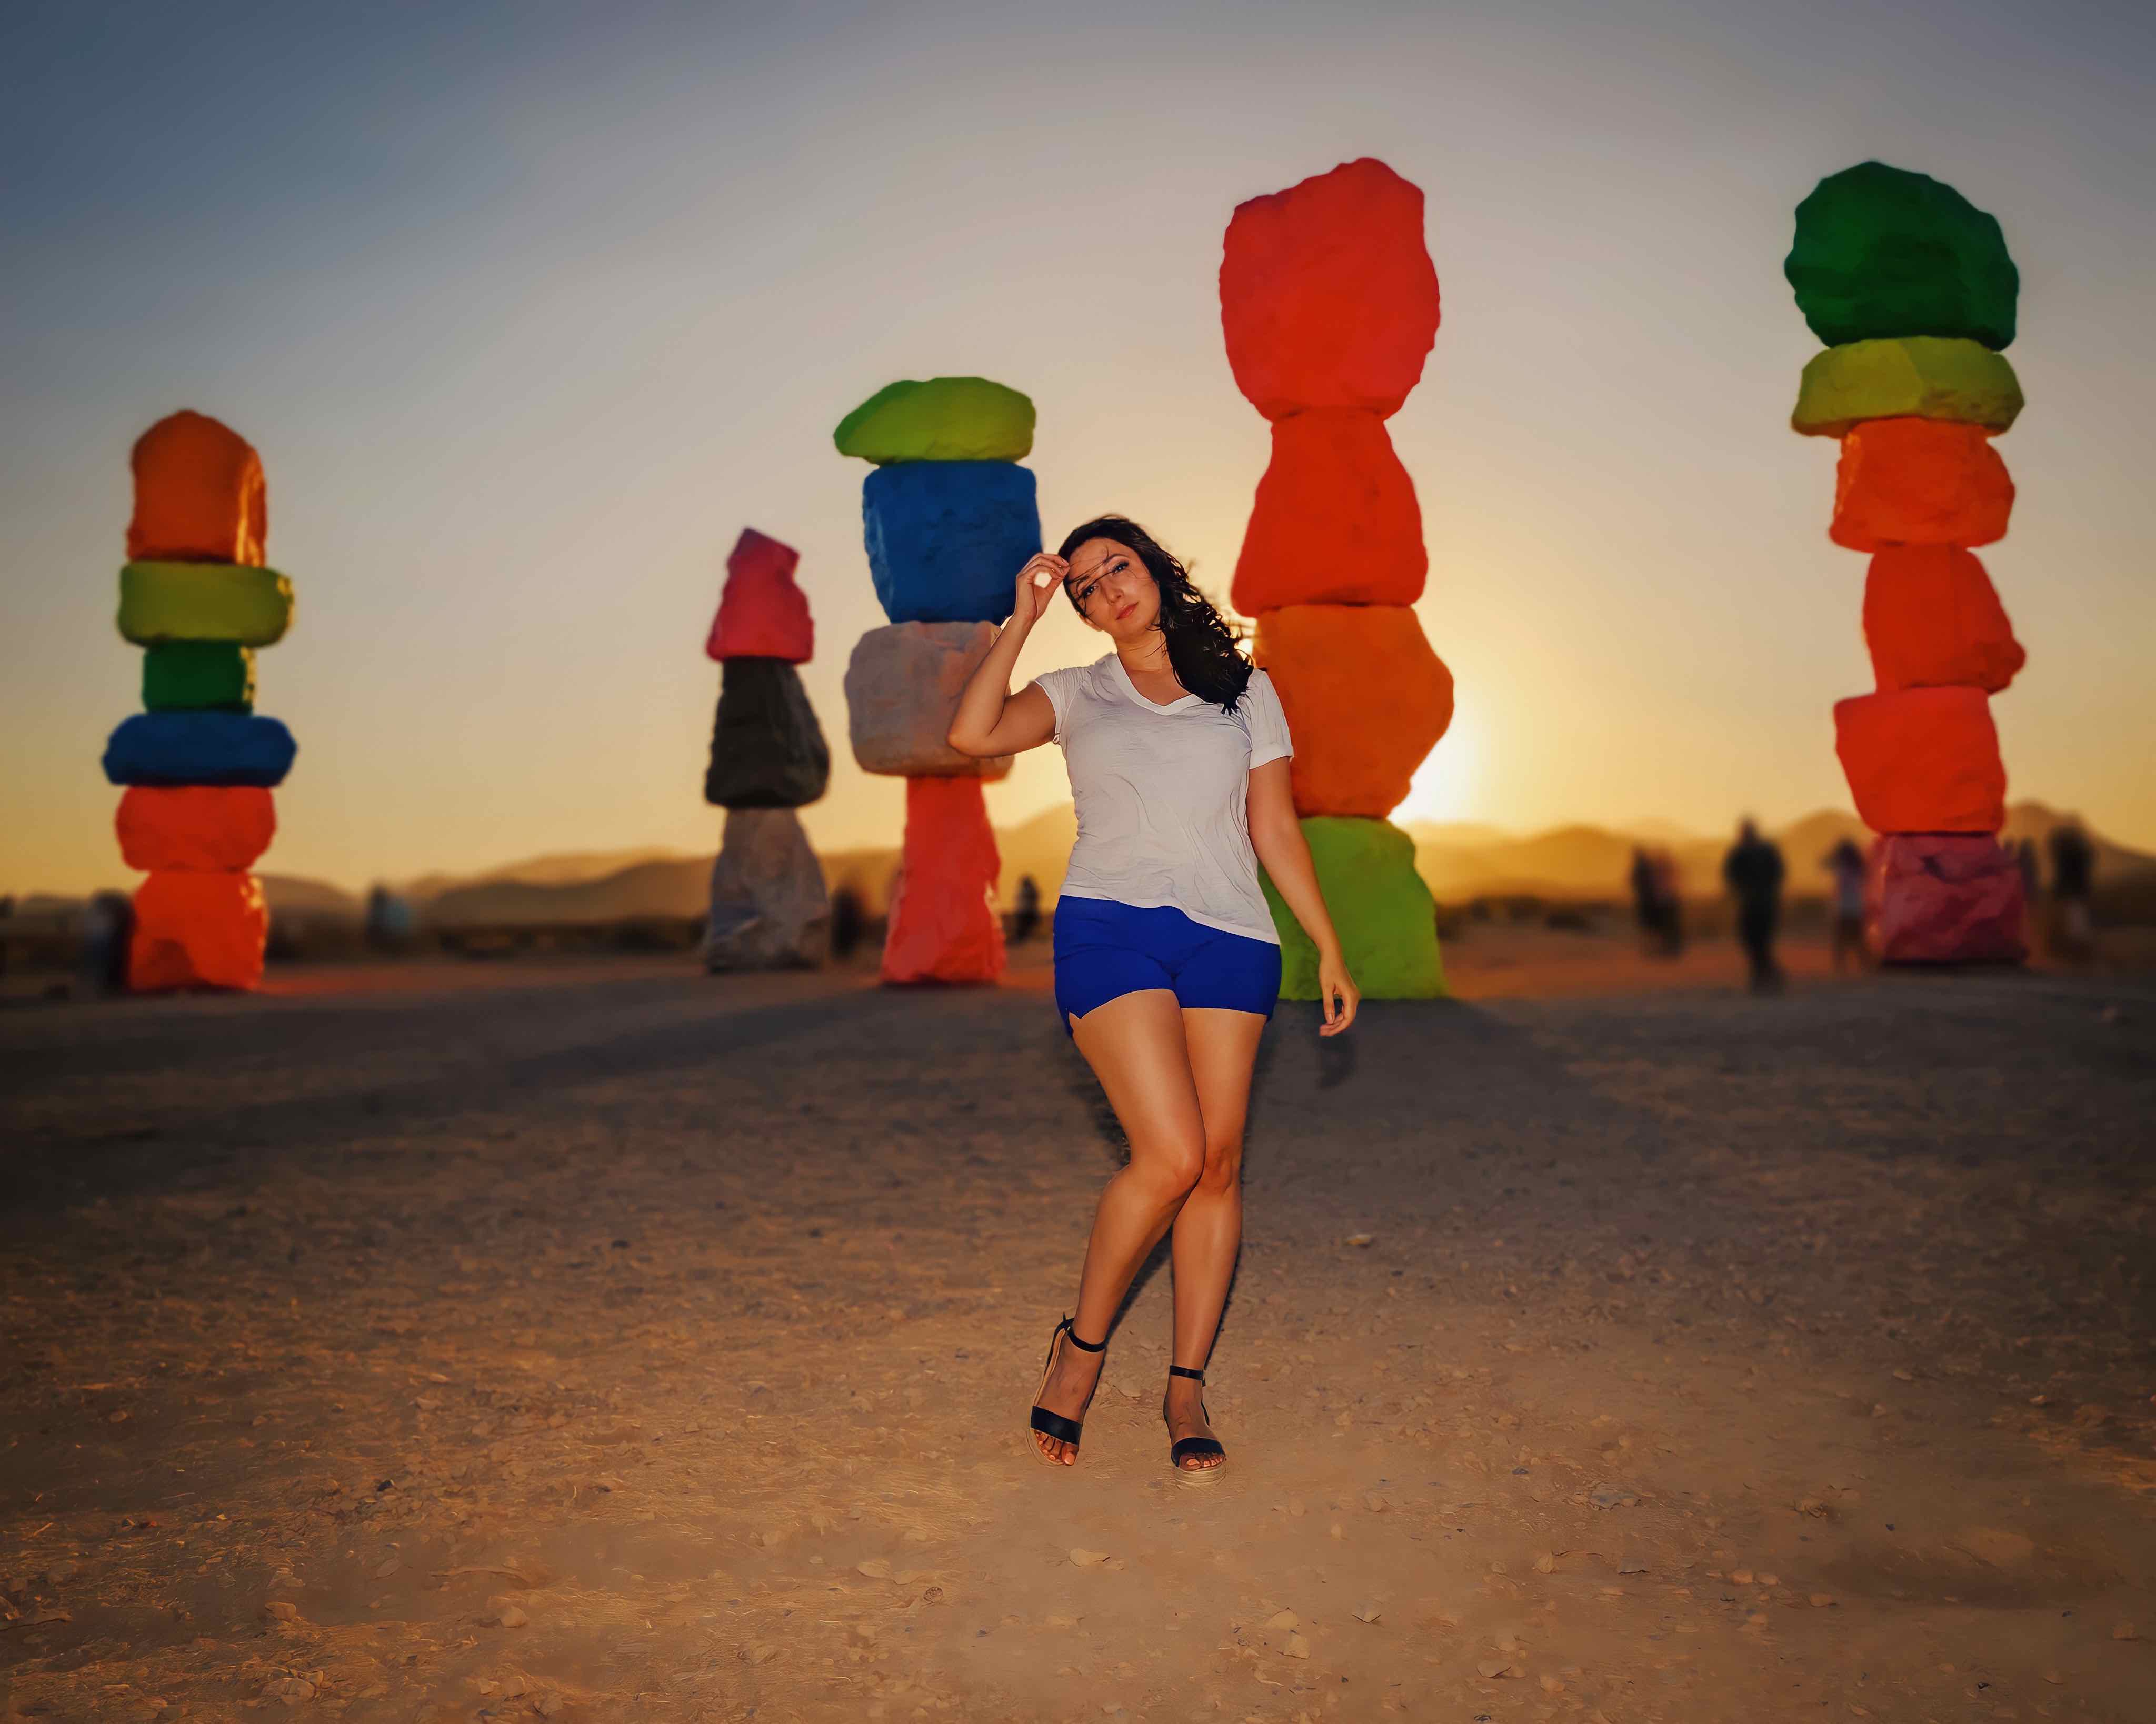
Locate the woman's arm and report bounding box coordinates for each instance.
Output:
[1246,757,1360,1034]
[946,553,1066,758]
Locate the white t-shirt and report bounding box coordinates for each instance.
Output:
[1032,654,1294,944]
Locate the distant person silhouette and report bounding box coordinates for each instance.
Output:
[2046,820,2095,959]
[1722,818,1786,993]
[1651,848,1685,956]
[1822,837,1870,972]
[81,889,134,996]
[1012,874,1042,945]
[828,884,865,960]
[1628,847,1661,953]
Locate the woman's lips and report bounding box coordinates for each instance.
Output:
[1115,601,1136,620]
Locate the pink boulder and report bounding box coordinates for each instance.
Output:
[1867,834,2027,964]
[706,528,813,663]
[881,776,1005,985]
[1221,157,1441,422]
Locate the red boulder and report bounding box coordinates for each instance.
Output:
[1829,417,2013,550]
[116,785,276,873]
[128,411,268,566]
[1232,410,1427,612]
[1834,686,2005,834]
[1867,833,2027,964]
[706,528,814,663]
[1221,158,1441,422]
[1862,545,2024,694]
[128,870,268,991]
[881,776,1005,984]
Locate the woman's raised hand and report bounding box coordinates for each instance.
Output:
[1012,553,1069,627]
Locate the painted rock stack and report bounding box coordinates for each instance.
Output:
[1786,162,2029,964]
[701,528,832,969]
[102,412,296,990]
[1221,158,1453,998]
[834,378,1037,984]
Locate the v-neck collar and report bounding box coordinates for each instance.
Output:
[1108,653,1199,713]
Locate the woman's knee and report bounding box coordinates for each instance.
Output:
[1195,1131,1243,1195]
[1131,1135,1206,1199]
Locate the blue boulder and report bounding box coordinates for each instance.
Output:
[862,462,1041,624]
[103,711,297,787]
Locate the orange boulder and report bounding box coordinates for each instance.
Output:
[1863,545,2024,693]
[1221,158,1441,421]
[115,786,276,873]
[127,411,267,566]
[128,870,268,991]
[1253,605,1453,818]
[1833,686,2004,834]
[1232,410,1427,613]
[881,776,1005,984]
[1829,417,2012,549]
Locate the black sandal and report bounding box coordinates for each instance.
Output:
[1028,1315,1106,1462]
[1165,1364,1226,1477]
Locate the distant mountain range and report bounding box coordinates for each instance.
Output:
[338,801,2156,927]
[12,804,2143,930]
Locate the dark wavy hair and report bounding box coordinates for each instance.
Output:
[1055,516,1254,713]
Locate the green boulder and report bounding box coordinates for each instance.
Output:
[833,377,1035,464]
[1791,336,2023,438]
[1261,816,1446,1000]
[1786,161,2018,350]
[119,561,293,647]
[143,641,256,711]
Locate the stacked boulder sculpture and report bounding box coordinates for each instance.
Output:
[835,377,1037,983]
[1221,158,1452,998]
[701,528,832,969]
[1786,162,2028,963]
[102,412,296,990]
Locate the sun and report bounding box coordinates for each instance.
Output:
[1394,693,1483,826]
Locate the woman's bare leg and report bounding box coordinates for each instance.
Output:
[1033,988,1205,1465]
[1164,1007,1267,1468]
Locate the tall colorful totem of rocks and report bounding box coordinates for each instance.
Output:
[101,412,297,991]
[1221,158,1453,998]
[834,378,1039,984]
[701,528,832,969]
[1785,162,2029,964]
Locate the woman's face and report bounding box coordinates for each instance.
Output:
[1063,537,1159,638]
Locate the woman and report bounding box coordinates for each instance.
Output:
[946,516,1359,1477]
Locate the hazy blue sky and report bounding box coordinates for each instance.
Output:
[5,0,2151,893]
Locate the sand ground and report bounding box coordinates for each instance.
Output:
[2,931,2153,1722]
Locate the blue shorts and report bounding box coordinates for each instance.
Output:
[1053,898,1281,1035]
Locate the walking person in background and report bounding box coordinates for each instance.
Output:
[2045,820,2097,961]
[948,515,1358,1478]
[1012,874,1042,945]
[1723,818,1786,993]
[1650,848,1685,956]
[1628,847,1660,955]
[1822,837,1870,973]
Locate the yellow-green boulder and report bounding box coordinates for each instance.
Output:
[119,562,293,647]
[1261,815,1445,999]
[1792,337,2022,438]
[833,377,1034,464]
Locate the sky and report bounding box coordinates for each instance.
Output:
[4,0,2152,896]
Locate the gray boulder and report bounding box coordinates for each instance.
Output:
[704,808,830,970]
[843,621,1013,778]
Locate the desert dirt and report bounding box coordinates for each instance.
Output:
[2,927,2153,1722]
